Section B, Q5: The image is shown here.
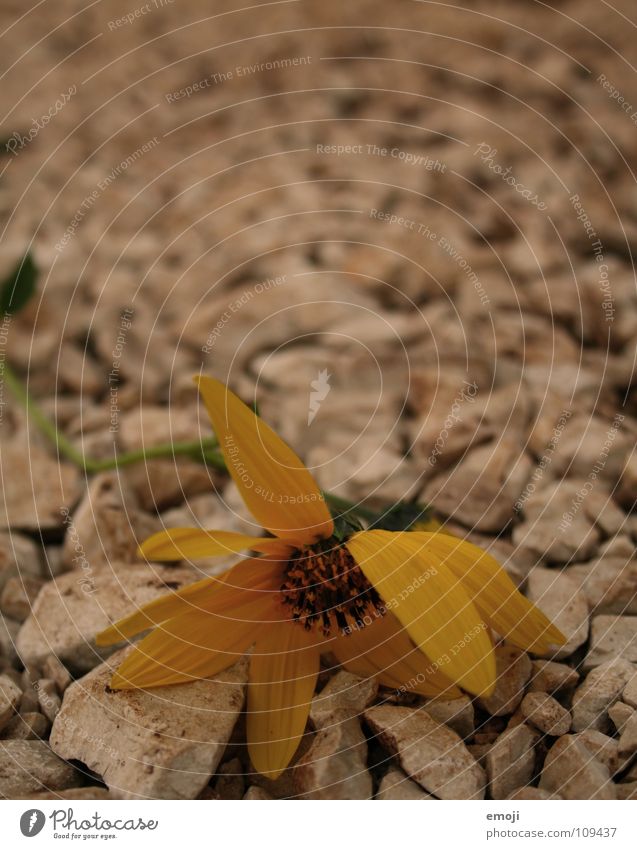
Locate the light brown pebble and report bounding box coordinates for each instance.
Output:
[376,766,434,800]
[0,711,50,741]
[0,740,81,796]
[36,679,61,724]
[50,651,247,800]
[539,736,616,799]
[0,674,22,732]
[486,723,539,800]
[41,656,72,693]
[572,730,619,775]
[364,705,485,800]
[584,616,637,670]
[309,670,378,729]
[294,713,372,800]
[617,710,637,758]
[622,671,637,709]
[608,701,633,733]
[0,576,44,622]
[528,660,578,694]
[423,696,474,739]
[521,692,571,736]
[526,569,589,659]
[571,659,635,733]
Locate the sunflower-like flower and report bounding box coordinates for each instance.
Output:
[97,377,565,778]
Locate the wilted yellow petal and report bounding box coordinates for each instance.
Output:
[110,592,279,689]
[247,621,319,779]
[139,527,293,562]
[96,558,282,645]
[195,376,333,543]
[346,530,495,696]
[410,531,566,652]
[332,612,461,698]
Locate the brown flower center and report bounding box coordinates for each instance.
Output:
[280,537,382,636]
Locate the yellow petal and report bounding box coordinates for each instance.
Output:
[247,621,319,779]
[110,591,279,689]
[195,376,333,543]
[332,612,461,698]
[96,558,282,646]
[346,530,495,696]
[410,532,566,652]
[139,527,293,562]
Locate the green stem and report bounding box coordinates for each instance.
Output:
[3,361,372,520]
[2,360,222,473]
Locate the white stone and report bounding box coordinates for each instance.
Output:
[50,651,247,799]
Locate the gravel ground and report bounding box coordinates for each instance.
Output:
[0,0,637,799]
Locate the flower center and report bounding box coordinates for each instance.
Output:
[280,537,382,636]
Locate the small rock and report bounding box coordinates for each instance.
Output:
[0,674,21,732]
[0,712,49,741]
[521,692,571,736]
[423,696,474,738]
[0,532,42,592]
[486,723,539,800]
[50,651,247,799]
[35,679,61,724]
[477,646,532,716]
[568,558,637,615]
[528,660,578,694]
[41,655,72,693]
[507,786,561,800]
[584,616,637,669]
[309,671,378,729]
[17,562,196,673]
[377,766,434,799]
[0,575,44,622]
[526,569,589,658]
[243,785,273,800]
[61,474,161,570]
[572,730,619,774]
[294,713,372,799]
[539,736,616,799]
[364,705,485,799]
[608,701,634,733]
[0,614,20,663]
[0,434,80,533]
[624,672,637,708]
[571,659,635,733]
[618,711,637,758]
[0,740,80,796]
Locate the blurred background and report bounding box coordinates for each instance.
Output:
[0,0,636,630]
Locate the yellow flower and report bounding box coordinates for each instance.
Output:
[96,377,565,779]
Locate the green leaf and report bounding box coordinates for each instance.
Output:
[0,252,38,315]
[368,501,432,532]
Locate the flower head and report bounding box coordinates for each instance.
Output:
[97,377,565,778]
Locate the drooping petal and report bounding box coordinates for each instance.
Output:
[247,621,320,779]
[409,532,566,652]
[109,591,280,689]
[96,558,282,646]
[195,376,333,543]
[139,527,294,562]
[346,530,495,696]
[331,612,461,698]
